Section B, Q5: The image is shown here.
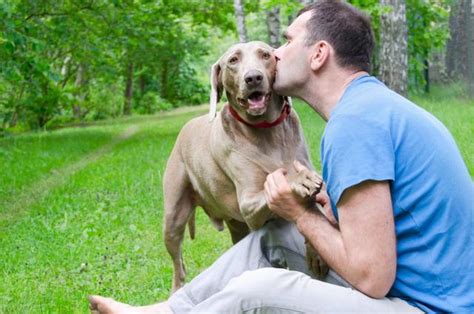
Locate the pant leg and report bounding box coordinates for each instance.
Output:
[190,268,422,313]
[168,219,310,312]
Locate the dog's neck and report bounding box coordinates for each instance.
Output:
[228,101,290,129]
[227,93,289,128]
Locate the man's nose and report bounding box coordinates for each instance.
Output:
[274,47,282,61]
[244,70,264,87]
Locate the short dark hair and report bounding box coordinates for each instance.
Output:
[298,0,374,73]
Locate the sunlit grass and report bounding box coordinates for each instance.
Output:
[0,88,472,312]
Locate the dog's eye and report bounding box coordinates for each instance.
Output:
[229,56,239,64]
[262,52,271,60]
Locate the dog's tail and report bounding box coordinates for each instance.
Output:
[188,209,196,240]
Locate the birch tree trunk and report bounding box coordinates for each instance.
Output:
[446,0,468,80]
[73,63,85,118]
[233,0,248,43]
[466,0,474,96]
[379,0,408,97]
[266,7,281,48]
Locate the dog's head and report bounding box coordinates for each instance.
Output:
[209,41,280,121]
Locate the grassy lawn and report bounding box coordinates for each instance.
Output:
[1,89,473,313]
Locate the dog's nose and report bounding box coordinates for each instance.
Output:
[244,70,264,87]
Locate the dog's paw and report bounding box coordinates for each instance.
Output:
[306,241,329,279]
[290,166,323,200]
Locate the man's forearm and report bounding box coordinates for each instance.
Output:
[264,168,395,297]
[296,212,349,280]
[295,211,390,298]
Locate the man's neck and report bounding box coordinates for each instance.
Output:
[301,69,368,121]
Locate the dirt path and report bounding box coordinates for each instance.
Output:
[0,105,210,228]
[0,125,139,227]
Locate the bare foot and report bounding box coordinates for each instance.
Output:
[88,295,173,314]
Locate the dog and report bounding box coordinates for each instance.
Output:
[163,41,326,292]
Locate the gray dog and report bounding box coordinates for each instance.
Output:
[163,41,326,292]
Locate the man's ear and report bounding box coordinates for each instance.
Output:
[209,61,223,121]
[310,41,330,72]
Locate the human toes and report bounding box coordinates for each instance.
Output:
[88,295,130,314]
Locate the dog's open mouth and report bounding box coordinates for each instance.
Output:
[239,92,271,111]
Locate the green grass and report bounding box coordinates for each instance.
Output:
[0,89,473,313]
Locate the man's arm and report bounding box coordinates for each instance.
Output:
[264,169,396,299]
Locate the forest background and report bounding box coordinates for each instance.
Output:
[0,0,473,133]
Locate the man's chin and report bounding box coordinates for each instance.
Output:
[273,81,293,97]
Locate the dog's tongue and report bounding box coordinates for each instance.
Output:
[248,93,266,109]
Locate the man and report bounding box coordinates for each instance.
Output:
[89,1,474,313]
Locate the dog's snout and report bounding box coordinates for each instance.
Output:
[244,70,264,87]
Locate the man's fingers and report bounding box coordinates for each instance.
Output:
[265,168,291,208]
[266,168,289,190]
[264,180,271,205]
[275,167,288,176]
[264,173,282,202]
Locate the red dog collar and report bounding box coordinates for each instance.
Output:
[227,100,291,129]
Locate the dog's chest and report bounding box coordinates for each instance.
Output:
[190,167,242,221]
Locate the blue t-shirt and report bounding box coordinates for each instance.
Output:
[321,75,474,312]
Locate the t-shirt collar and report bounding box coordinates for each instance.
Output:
[329,73,371,118]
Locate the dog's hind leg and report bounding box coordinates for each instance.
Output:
[225,219,250,244]
[163,152,195,293]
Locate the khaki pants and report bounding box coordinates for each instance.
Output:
[168,219,422,313]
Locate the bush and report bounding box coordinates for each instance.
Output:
[44,115,79,130]
[85,80,124,120]
[136,92,173,114]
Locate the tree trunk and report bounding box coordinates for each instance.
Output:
[161,61,169,100]
[139,74,146,96]
[424,59,430,93]
[379,0,408,97]
[73,63,85,118]
[446,0,468,80]
[123,62,134,115]
[233,0,248,43]
[266,7,281,48]
[10,112,18,128]
[38,81,50,128]
[10,84,26,128]
[466,0,474,96]
[60,56,72,88]
[428,51,447,84]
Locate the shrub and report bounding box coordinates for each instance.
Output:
[137,92,173,114]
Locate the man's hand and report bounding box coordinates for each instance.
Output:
[264,161,337,225]
[313,186,338,225]
[264,167,307,222]
[264,162,334,280]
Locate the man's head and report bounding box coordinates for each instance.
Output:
[274,0,374,96]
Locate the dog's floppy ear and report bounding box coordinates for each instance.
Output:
[209,61,223,121]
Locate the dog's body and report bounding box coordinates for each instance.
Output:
[163,42,323,292]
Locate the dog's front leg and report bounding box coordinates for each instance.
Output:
[235,164,324,231]
[237,190,276,230]
[288,161,323,201]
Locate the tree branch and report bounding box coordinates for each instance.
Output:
[25,2,95,21]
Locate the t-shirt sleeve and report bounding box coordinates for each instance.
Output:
[321,114,395,207]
